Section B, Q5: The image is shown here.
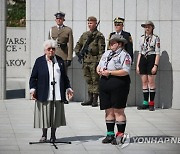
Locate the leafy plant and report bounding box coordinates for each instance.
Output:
[7,0,26,27]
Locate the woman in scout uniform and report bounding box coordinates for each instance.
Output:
[97,34,132,145]
[136,21,160,111]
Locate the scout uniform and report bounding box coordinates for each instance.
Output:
[98,34,131,110]
[48,11,73,67]
[98,34,131,145]
[74,16,105,107]
[138,33,160,74]
[107,17,133,61]
[137,21,160,111]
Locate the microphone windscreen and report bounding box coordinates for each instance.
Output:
[50,56,55,64]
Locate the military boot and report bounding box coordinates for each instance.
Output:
[92,93,98,107]
[81,92,93,106]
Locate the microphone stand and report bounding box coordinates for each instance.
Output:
[29,56,71,149]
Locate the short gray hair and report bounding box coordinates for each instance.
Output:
[43,40,57,50]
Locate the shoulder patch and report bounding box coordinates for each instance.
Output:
[153,34,158,37]
[129,36,133,43]
[157,43,160,48]
[125,55,131,66]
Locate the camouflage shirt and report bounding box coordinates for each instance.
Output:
[74,29,105,63]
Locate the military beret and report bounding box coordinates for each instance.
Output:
[54,11,65,19]
[114,17,125,24]
[109,34,127,44]
[87,16,97,21]
[141,20,155,29]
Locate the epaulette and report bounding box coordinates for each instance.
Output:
[153,34,158,37]
[109,32,116,39]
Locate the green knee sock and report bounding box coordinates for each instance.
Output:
[143,100,148,105]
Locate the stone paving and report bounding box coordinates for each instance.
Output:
[0,99,180,154]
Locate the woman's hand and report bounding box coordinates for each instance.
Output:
[101,69,110,77]
[151,66,157,75]
[30,91,37,100]
[66,88,74,101]
[96,66,103,76]
[136,66,140,74]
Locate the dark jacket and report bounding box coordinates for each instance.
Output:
[29,55,71,102]
[108,31,133,61]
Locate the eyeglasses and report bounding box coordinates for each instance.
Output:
[114,23,122,26]
[47,47,55,51]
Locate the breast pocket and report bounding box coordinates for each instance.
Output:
[113,58,122,70]
[149,40,156,50]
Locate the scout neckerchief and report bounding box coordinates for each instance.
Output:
[143,34,153,57]
[104,48,123,70]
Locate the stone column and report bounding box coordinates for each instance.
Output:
[0,0,6,100]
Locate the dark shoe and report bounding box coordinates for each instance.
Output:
[81,92,93,106]
[92,102,98,107]
[39,136,47,142]
[102,135,115,144]
[111,135,125,145]
[137,104,149,110]
[149,105,155,111]
[64,100,69,104]
[81,101,92,106]
[92,93,98,107]
[50,137,56,143]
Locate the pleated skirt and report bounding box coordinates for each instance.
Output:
[34,100,66,128]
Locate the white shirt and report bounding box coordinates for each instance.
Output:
[46,55,61,101]
[116,31,122,35]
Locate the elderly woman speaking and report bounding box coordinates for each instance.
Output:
[97,34,132,145]
[29,39,73,143]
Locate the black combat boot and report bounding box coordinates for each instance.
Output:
[81,92,93,106]
[92,93,98,107]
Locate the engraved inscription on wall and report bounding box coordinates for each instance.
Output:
[6,27,27,78]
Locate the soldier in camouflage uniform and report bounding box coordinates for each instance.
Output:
[74,16,105,107]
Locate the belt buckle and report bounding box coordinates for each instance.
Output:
[57,44,61,48]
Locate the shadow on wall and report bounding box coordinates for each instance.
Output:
[133,50,143,106]
[159,51,173,109]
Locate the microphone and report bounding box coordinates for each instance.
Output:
[50,56,55,64]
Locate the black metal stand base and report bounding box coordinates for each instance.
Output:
[29,140,71,149]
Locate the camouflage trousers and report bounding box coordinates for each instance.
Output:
[83,62,99,94]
